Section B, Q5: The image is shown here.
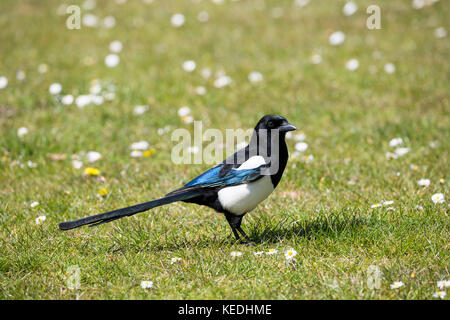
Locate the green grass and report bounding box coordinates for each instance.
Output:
[0,0,449,299]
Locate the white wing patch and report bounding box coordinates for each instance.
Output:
[235,155,266,170]
[218,156,274,215]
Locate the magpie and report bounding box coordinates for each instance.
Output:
[59,115,296,244]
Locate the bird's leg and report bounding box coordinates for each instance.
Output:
[230,227,241,242]
[225,213,253,245]
[225,214,242,242]
[236,226,252,244]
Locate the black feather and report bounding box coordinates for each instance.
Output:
[58,190,199,231]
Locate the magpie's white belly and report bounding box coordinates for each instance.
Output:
[218,175,274,215]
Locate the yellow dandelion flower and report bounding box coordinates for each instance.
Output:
[84,167,100,176]
[98,188,108,196]
[143,149,156,157]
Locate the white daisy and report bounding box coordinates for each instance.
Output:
[49,83,62,95]
[75,95,92,108]
[27,161,38,168]
[105,54,120,68]
[170,257,182,264]
[329,31,345,46]
[17,127,29,138]
[385,152,398,159]
[384,63,396,74]
[394,147,409,157]
[389,137,403,147]
[195,86,206,95]
[109,40,123,53]
[35,215,46,225]
[437,280,450,289]
[157,127,169,135]
[295,142,308,152]
[429,141,439,148]
[90,95,104,105]
[0,76,8,89]
[72,160,83,169]
[140,280,153,289]
[434,27,447,39]
[82,13,99,27]
[102,16,116,29]
[201,68,212,79]
[171,13,185,27]
[431,193,445,204]
[390,281,404,289]
[304,154,314,163]
[130,141,150,151]
[231,251,242,257]
[417,179,430,187]
[177,106,191,117]
[412,0,425,9]
[248,71,263,83]
[345,59,359,71]
[284,248,297,260]
[432,291,446,299]
[266,248,278,255]
[343,1,357,16]
[130,150,142,158]
[214,75,232,88]
[16,70,26,81]
[89,80,102,95]
[182,115,194,124]
[61,94,74,105]
[30,201,39,208]
[133,105,148,115]
[371,203,382,208]
[253,251,264,256]
[38,64,48,74]
[383,200,394,206]
[86,151,102,163]
[182,60,196,72]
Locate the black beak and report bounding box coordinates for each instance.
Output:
[279,123,297,132]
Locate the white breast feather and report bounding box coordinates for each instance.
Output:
[218,156,274,215]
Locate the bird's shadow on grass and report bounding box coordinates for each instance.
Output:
[136,214,369,252]
[247,214,369,244]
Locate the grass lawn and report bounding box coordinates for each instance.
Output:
[0,0,449,299]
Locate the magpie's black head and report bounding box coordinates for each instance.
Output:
[254,115,297,133]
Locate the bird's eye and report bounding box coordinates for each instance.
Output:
[267,120,274,127]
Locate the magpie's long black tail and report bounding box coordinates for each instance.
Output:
[58,190,199,231]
